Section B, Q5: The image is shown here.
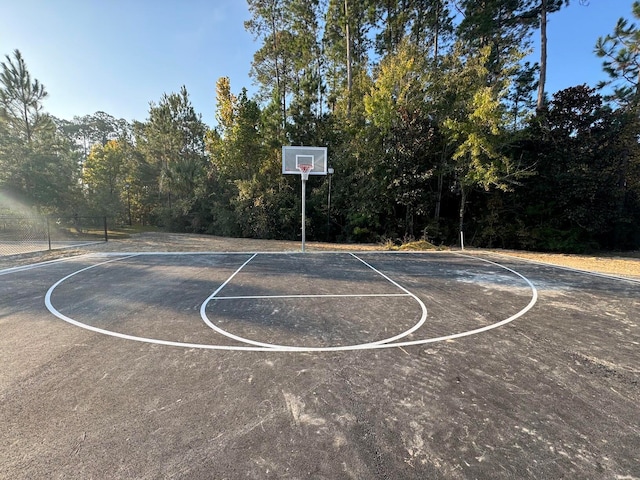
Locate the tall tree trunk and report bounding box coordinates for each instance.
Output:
[537,0,547,112]
[22,102,31,144]
[268,7,285,133]
[434,171,443,221]
[281,55,287,132]
[459,183,467,248]
[433,0,440,65]
[345,0,352,115]
[435,148,447,222]
[635,67,640,109]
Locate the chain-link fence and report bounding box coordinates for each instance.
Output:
[0,215,108,256]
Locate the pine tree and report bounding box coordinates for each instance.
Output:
[595,1,640,109]
[0,49,51,144]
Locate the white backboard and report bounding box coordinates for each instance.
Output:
[282,146,328,175]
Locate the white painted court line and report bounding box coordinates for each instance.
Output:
[212,293,410,300]
[43,251,539,353]
[43,252,322,352]
[349,252,429,342]
[205,253,258,298]
[44,253,285,352]
[199,253,428,350]
[0,253,97,276]
[374,253,539,348]
[95,251,262,256]
[477,251,640,285]
[350,253,416,295]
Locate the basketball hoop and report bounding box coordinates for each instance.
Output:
[297,164,313,181]
[282,147,327,253]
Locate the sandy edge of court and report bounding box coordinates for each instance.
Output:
[1,231,639,278]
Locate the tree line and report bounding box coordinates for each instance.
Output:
[1,0,639,252]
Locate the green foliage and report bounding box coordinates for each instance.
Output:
[0,49,51,144]
[55,111,130,160]
[83,140,127,217]
[134,86,209,231]
[373,0,455,58]
[456,0,536,82]
[595,1,640,108]
[365,40,425,132]
[508,61,538,130]
[2,2,640,252]
[377,107,439,238]
[490,85,640,251]
[0,50,81,214]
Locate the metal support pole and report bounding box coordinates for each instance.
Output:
[326,167,333,241]
[301,177,307,252]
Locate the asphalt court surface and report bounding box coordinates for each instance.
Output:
[1,250,638,479]
[42,252,535,350]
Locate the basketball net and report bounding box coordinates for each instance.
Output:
[297,164,313,181]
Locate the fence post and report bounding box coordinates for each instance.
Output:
[46,217,52,251]
[103,216,108,242]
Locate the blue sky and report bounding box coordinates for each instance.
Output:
[0,0,635,128]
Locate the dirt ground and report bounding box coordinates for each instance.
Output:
[1,232,638,479]
[1,231,639,278]
[478,248,640,279]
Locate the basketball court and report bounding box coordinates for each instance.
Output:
[1,246,638,478]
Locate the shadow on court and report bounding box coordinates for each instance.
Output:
[0,251,638,479]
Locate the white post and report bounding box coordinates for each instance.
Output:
[460,231,465,250]
[301,177,306,252]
